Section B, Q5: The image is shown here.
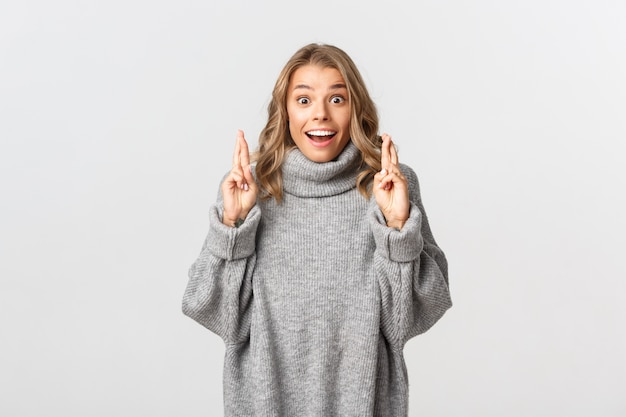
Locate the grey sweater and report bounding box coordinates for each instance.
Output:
[182,142,452,417]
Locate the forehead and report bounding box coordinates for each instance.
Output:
[289,65,346,88]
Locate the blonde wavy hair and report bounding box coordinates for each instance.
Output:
[253,43,382,202]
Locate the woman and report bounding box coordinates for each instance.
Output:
[183,43,452,417]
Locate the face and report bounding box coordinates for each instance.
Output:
[286,65,351,163]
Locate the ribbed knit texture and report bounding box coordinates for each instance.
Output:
[183,141,452,417]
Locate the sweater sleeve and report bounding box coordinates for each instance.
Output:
[369,164,452,348]
[182,189,260,345]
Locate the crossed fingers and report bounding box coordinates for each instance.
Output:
[231,129,250,191]
[378,133,405,190]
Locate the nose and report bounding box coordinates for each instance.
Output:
[312,101,329,121]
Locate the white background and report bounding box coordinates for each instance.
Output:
[1,0,625,416]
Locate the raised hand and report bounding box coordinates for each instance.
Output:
[221,130,258,227]
[373,134,410,230]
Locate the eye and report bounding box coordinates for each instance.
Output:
[330,95,345,104]
[297,97,310,105]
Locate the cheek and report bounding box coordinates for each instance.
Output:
[288,122,297,139]
[287,107,304,124]
[338,107,351,125]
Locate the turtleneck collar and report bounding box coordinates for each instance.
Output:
[281,141,362,198]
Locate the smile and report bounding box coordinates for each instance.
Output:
[306,130,336,147]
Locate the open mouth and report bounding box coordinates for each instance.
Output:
[306,130,337,142]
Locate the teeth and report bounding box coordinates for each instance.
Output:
[307,130,335,137]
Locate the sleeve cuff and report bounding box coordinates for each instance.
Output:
[368,200,424,262]
[206,204,261,260]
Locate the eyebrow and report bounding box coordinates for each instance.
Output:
[292,83,347,91]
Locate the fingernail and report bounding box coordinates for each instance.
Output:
[244,183,249,191]
[380,168,387,176]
